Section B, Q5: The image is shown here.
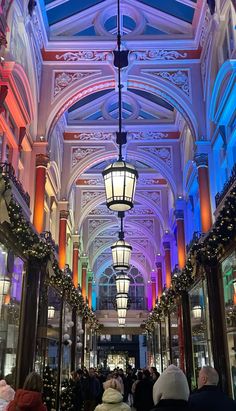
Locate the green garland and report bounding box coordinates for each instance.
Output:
[145,185,236,333]
[0,173,101,329]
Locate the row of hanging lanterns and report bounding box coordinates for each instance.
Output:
[102,0,138,327]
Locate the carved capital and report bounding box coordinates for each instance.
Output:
[163,241,170,251]
[194,153,208,168]
[36,153,49,168]
[174,210,184,220]
[73,241,80,250]
[59,210,69,220]
[156,262,162,269]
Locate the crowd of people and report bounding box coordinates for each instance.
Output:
[0,364,236,410]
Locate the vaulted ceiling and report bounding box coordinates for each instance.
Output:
[38,0,206,327]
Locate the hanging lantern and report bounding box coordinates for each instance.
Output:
[103,161,138,212]
[233,279,236,293]
[116,272,130,294]
[112,240,132,271]
[48,306,55,319]
[192,305,202,319]
[116,293,128,309]
[0,276,11,296]
[117,308,127,318]
[118,317,126,326]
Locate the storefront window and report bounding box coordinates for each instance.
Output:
[0,244,24,385]
[189,280,212,387]
[169,308,179,367]
[160,317,170,369]
[61,304,72,382]
[221,251,236,398]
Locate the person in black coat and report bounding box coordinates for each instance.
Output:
[152,364,191,411]
[189,366,236,411]
[134,369,154,411]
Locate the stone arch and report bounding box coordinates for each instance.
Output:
[90,238,153,271]
[6,0,38,137]
[46,75,199,142]
[86,220,158,252]
[69,149,177,202]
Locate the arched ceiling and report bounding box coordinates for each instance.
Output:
[37,0,207,325]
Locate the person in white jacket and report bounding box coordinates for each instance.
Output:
[94,379,131,411]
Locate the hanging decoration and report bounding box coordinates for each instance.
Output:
[0,173,102,331]
[144,184,236,332]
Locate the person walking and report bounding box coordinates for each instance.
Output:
[7,372,47,411]
[134,369,154,411]
[189,366,236,411]
[152,364,191,410]
[0,380,15,411]
[94,379,130,411]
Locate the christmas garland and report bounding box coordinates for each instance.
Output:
[0,172,101,330]
[145,185,236,333]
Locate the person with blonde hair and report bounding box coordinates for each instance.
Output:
[94,379,131,411]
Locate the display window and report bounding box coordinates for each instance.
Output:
[0,244,24,386]
[189,280,213,387]
[160,317,170,369]
[169,307,180,367]
[221,250,236,398]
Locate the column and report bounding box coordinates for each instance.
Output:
[151,276,157,309]
[88,278,92,309]
[195,153,213,233]
[174,209,186,370]
[33,154,49,233]
[163,242,171,288]
[175,210,186,269]
[81,262,88,301]
[72,241,79,288]
[58,210,68,270]
[156,261,163,300]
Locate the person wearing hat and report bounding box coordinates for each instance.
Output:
[152,365,191,410]
[0,380,15,411]
[94,379,131,411]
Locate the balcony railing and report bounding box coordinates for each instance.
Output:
[0,162,30,207]
[215,163,236,208]
[97,296,147,310]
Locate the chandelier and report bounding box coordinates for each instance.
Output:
[102,0,138,212]
[116,293,128,309]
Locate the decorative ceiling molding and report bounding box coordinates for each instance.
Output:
[42,48,201,62]
[76,177,104,186]
[72,147,105,167]
[88,219,111,234]
[132,219,154,233]
[64,131,180,141]
[81,190,104,208]
[53,71,100,99]
[54,50,112,61]
[138,177,167,186]
[65,132,115,141]
[139,190,161,207]
[137,146,172,168]
[89,206,115,216]
[142,69,190,97]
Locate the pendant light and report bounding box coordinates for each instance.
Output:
[102,0,138,212]
[116,271,130,294]
[118,317,126,326]
[111,212,132,271]
[117,308,127,318]
[116,293,128,309]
